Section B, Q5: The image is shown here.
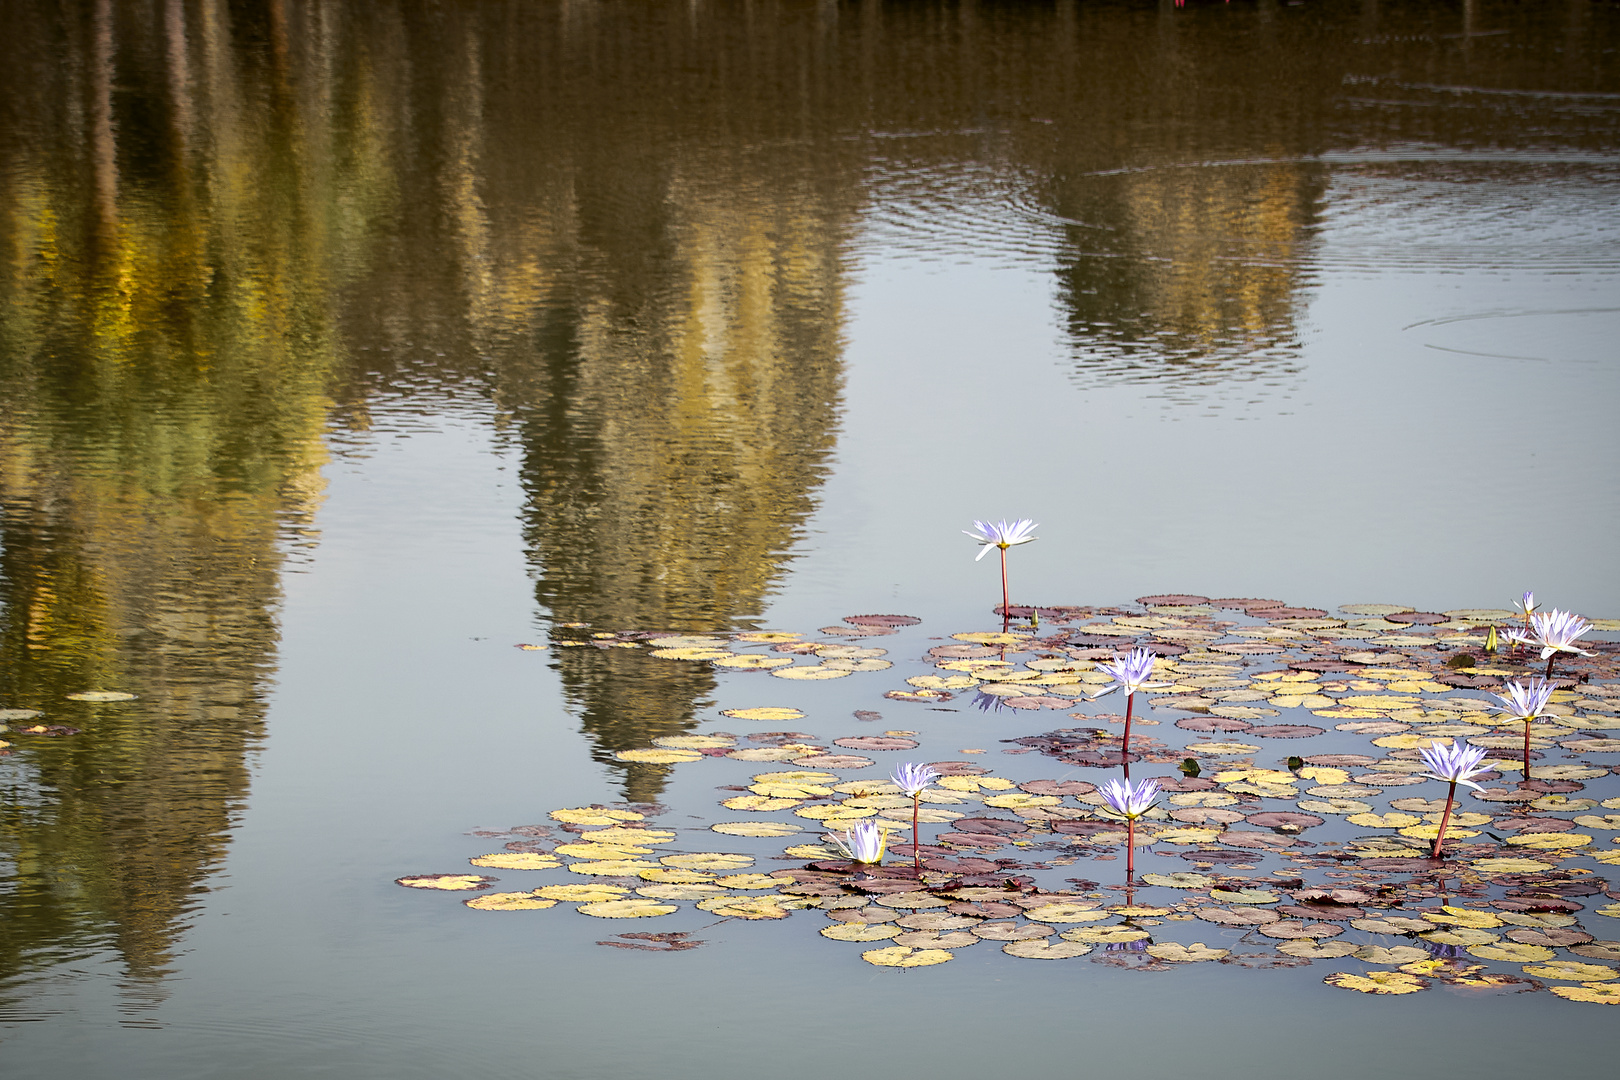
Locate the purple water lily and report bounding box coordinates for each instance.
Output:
[1097,776,1160,881]
[1089,648,1169,777]
[891,761,940,868]
[1419,739,1491,859]
[964,518,1038,625]
[1488,677,1556,778]
[1531,609,1594,677]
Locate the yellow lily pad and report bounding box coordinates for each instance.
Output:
[712,873,780,890]
[1523,961,1618,982]
[64,691,136,702]
[661,852,753,871]
[464,893,558,911]
[723,795,802,811]
[1002,939,1096,959]
[637,868,715,883]
[550,807,645,825]
[711,821,802,837]
[1324,971,1428,994]
[713,655,795,670]
[395,874,495,891]
[1061,925,1150,944]
[1021,903,1109,923]
[771,666,851,680]
[577,899,678,918]
[1507,833,1592,849]
[720,707,806,721]
[568,860,654,876]
[862,945,954,966]
[1471,858,1552,874]
[552,843,651,859]
[697,896,799,919]
[615,747,703,764]
[1469,942,1556,963]
[470,852,564,869]
[535,884,630,901]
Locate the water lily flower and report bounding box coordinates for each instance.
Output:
[1531,609,1594,677]
[1098,777,1161,819]
[891,761,940,868]
[1089,648,1170,777]
[828,820,889,864]
[1419,739,1491,859]
[1513,591,1538,621]
[1488,677,1556,777]
[964,518,1038,623]
[964,518,1038,561]
[1097,777,1160,881]
[891,762,940,796]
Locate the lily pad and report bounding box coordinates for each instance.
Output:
[862,946,953,967]
[464,893,558,911]
[577,899,679,918]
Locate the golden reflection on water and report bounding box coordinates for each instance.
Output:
[0,0,1612,1010]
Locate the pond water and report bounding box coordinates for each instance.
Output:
[2,1,1619,1076]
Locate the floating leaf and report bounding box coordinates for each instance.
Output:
[465,893,558,911]
[1061,925,1150,944]
[1354,945,1431,965]
[821,922,900,941]
[1548,983,1620,1004]
[1021,903,1111,923]
[1277,939,1358,958]
[64,691,136,702]
[720,707,806,722]
[1468,942,1556,963]
[396,874,496,892]
[653,735,736,749]
[637,884,726,900]
[722,795,802,812]
[651,647,734,661]
[1209,889,1278,905]
[470,852,563,870]
[1507,833,1592,849]
[1522,961,1618,982]
[1003,939,1095,959]
[577,899,678,918]
[568,859,654,876]
[535,884,629,901]
[696,896,797,919]
[615,747,703,764]
[550,807,644,825]
[771,666,852,681]
[711,821,802,837]
[713,874,780,890]
[1140,872,1215,889]
[1324,971,1428,994]
[1146,942,1230,962]
[660,852,753,871]
[713,655,795,670]
[637,868,715,883]
[862,946,953,967]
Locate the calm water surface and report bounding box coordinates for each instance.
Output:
[1,1,1618,1076]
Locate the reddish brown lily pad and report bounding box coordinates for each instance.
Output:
[1258,920,1344,939]
[1199,906,1281,926]
[1220,831,1298,849]
[845,614,921,627]
[1246,725,1326,739]
[1213,598,1286,612]
[793,754,875,769]
[952,817,1031,835]
[929,761,992,776]
[1303,754,1378,767]
[1178,716,1254,733]
[1019,779,1097,796]
[1138,595,1211,606]
[1505,927,1594,947]
[833,736,919,751]
[1246,812,1325,829]
[1171,807,1247,826]
[1387,612,1446,624]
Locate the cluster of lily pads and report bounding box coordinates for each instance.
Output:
[402,592,1620,1001]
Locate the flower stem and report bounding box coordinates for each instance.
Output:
[1544,654,1556,679]
[1431,780,1458,860]
[1122,692,1134,779]
[912,794,921,870]
[999,546,1010,630]
[1126,817,1135,882]
[1523,720,1533,779]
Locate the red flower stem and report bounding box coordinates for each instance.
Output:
[1126,817,1135,881]
[999,547,1010,630]
[1122,692,1134,779]
[1523,720,1532,779]
[1431,780,1458,860]
[1544,654,1556,679]
[912,795,921,870]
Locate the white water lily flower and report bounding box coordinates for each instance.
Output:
[827,820,890,864]
[964,518,1038,561]
[1531,609,1594,661]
